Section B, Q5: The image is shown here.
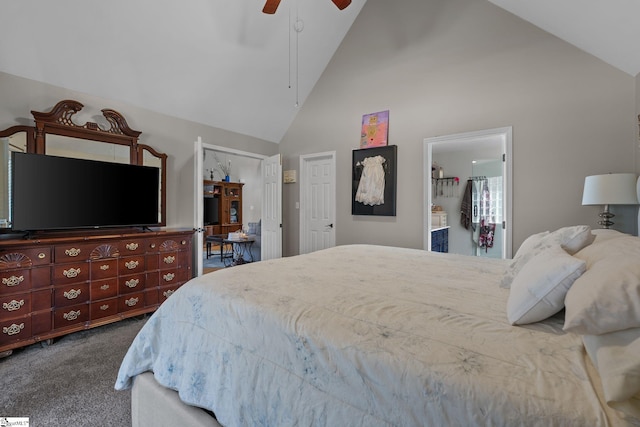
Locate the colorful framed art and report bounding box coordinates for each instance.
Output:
[360,110,389,148]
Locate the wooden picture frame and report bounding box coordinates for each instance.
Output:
[352,145,397,216]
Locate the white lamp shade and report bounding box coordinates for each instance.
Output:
[582,173,639,205]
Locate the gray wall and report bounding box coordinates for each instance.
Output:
[0,71,279,229]
[279,0,638,256]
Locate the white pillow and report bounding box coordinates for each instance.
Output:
[588,228,629,244]
[501,226,593,288]
[500,231,549,288]
[583,327,640,416]
[564,235,640,335]
[507,245,586,325]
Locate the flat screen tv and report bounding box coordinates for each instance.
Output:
[203,196,219,225]
[11,152,160,232]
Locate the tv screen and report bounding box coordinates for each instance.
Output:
[203,196,219,225]
[11,152,160,231]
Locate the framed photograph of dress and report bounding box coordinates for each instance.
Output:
[352,145,397,216]
[360,110,389,148]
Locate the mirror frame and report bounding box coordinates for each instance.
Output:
[25,99,167,226]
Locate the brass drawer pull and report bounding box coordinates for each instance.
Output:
[2,322,24,336]
[64,289,81,300]
[125,297,139,307]
[65,248,81,257]
[125,260,139,270]
[100,264,110,271]
[38,252,46,259]
[2,299,25,311]
[63,310,81,321]
[100,304,110,311]
[163,255,175,264]
[126,242,139,251]
[63,268,81,278]
[163,290,175,298]
[163,273,175,282]
[100,284,110,291]
[2,275,24,287]
[125,278,139,288]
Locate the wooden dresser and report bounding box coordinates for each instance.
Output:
[0,229,193,354]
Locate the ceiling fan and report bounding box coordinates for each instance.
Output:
[262,0,351,14]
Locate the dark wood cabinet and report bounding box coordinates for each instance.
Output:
[0,229,193,354]
[203,180,244,236]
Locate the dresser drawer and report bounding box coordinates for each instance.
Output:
[52,263,89,285]
[0,269,32,294]
[0,247,52,268]
[119,274,146,294]
[0,316,31,346]
[146,268,188,288]
[146,251,180,271]
[90,298,118,320]
[119,255,146,275]
[54,304,89,329]
[91,259,118,280]
[119,292,144,313]
[54,282,90,307]
[159,284,182,303]
[54,243,96,262]
[0,266,51,295]
[90,279,118,300]
[120,239,148,255]
[0,293,31,320]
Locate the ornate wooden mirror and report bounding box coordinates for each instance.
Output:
[0,100,167,228]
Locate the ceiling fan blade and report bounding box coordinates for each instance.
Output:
[262,0,282,14]
[331,0,351,10]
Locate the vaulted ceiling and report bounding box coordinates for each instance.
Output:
[0,1,637,143]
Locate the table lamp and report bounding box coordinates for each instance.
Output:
[582,173,638,228]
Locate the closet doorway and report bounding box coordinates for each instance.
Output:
[423,127,513,258]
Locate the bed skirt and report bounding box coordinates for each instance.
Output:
[132,372,222,427]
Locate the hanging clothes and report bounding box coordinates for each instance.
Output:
[355,155,386,206]
[460,179,473,229]
[478,218,496,252]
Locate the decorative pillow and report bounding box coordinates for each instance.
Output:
[583,327,640,418]
[564,235,640,335]
[588,228,628,244]
[507,245,586,325]
[501,226,593,288]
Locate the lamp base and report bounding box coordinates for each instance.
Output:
[598,204,614,229]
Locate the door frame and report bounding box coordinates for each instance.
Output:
[194,141,271,276]
[423,127,513,258]
[299,151,337,254]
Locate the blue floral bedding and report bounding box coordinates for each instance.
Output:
[116,244,630,426]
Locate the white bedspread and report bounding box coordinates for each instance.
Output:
[115,244,633,426]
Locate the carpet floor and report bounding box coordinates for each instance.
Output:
[0,316,147,426]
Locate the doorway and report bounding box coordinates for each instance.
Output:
[299,151,337,254]
[423,127,513,258]
[194,139,280,276]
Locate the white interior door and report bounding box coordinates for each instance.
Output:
[194,136,204,277]
[261,154,282,260]
[299,151,336,254]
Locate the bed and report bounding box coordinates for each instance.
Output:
[115,227,640,426]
